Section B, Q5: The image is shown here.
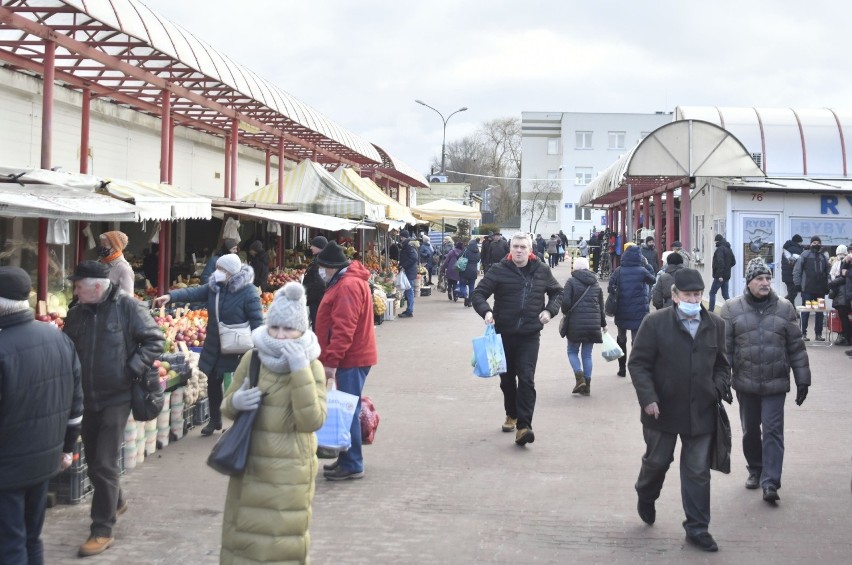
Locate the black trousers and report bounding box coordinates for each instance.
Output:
[0,480,49,565]
[498,333,540,430]
[81,402,130,538]
[616,326,637,371]
[836,304,852,342]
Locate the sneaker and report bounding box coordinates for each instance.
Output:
[323,459,340,472]
[398,311,413,318]
[745,473,760,490]
[835,336,848,346]
[802,335,810,342]
[686,532,718,552]
[78,536,114,557]
[815,335,825,342]
[515,428,535,446]
[762,485,780,502]
[324,467,364,481]
[116,500,129,516]
[501,416,517,432]
[637,499,655,524]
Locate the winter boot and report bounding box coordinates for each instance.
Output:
[572,371,587,394]
[581,377,591,396]
[200,418,222,436]
[447,288,453,301]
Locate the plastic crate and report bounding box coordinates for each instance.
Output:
[383,298,396,321]
[193,397,210,426]
[49,466,92,504]
[829,310,852,332]
[183,403,195,434]
[420,285,432,297]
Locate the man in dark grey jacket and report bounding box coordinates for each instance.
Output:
[472,233,562,446]
[629,268,731,552]
[721,258,811,504]
[64,261,164,557]
[793,235,830,341]
[0,267,83,564]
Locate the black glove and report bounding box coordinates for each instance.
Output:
[716,382,733,404]
[795,384,809,406]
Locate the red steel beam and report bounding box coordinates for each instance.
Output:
[160,89,170,183]
[37,39,55,302]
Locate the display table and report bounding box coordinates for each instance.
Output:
[795,306,832,346]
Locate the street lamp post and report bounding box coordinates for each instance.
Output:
[415,99,467,175]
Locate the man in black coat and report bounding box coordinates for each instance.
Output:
[708,234,736,312]
[793,235,830,341]
[302,235,328,329]
[487,233,510,267]
[248,240,270,292]
[472,233,562,446]
[629,268,731,553]
[64,261,164,557]
[0,267,83,564]
[396,230,419,318]
[781,234,804,304]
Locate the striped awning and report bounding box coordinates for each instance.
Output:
[332,167,419,224]
[241,159,384,221]
[213,206,373,231]
[99,179,212,221]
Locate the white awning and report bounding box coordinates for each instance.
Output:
[0,182,139,221]
[100,179,212,221]
[213,206,373,231]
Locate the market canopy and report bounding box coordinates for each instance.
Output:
[242,159,385,220]
[0,181,139,221]
[214,206,373,232]
[578,120,765,207]
[99,178,212,221]
[332,167,419,225]
[411,198,481,221]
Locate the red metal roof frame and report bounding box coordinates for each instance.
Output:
[364,143,429,189]
[0,0,381,167]
[593,176,689,207]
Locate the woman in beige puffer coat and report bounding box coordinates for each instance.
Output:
[220,283,327,564]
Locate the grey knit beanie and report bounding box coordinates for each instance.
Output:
[266,282,309,333]
[745,257,772,283]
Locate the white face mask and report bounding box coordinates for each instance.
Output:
[212,270,227,283]
[678,301,701,317]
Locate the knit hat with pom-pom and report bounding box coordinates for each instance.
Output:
[266,281,309,333]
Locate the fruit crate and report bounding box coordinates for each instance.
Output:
[183,403,195,434]
[49,465,92,505]
[193,397,210,426]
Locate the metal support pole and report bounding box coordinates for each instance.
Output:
[159,89,170,183]
[224,137,231,199]
[665,189,675,254]
[80,88,90,174]
[158,222,167,292]
[168,114,175,184]
[265,149,271,186]
[654,193,663,262]
[680,185,692,253]
[37,40,55,302]
[278,136,284,205]
[230,117,239,201]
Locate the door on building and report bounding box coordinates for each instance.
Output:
[733,212,782,298]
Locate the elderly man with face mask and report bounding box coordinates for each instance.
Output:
[63,261,164,557]
[628,268,731,553]
[313,242,377,481]
[721,258,811,504]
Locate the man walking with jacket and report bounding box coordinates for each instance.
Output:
[781,234,804,304]
[396,230,419,318]
[721,258,811,503]
[0,267,83,564]
[63,261,164,557]
[708,234,736,312]
[472,233,562,446]
[629,268,731,552]
[793,235,830,341]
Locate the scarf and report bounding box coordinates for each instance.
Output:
[251,325,321,374]
[100,250,123,264]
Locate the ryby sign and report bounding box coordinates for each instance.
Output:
[791,195,852,244]
[821,194,852,215]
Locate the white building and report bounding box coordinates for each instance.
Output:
[520,111,670,239]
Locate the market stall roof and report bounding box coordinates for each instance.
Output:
[578,120,765,208]
[0,181,138,221]
[99,178,212,220]
[411,198,481,221]
[724,176,852,193]
[366,144,430,188]
[213,205,373,232]
[241,159,384,220]
[332,167,419,225]
[0,0,381,166]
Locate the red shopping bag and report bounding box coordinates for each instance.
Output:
[360,396,380,445]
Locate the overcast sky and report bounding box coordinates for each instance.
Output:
[142,0,852,176]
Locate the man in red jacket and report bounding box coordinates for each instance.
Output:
[314,242,378,480]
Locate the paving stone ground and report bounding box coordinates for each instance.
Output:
[42,261,852,564]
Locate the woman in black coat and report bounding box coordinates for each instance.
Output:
[458,239,481,307]
[561,257,605,395]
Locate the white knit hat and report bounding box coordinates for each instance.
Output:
[216,253,242,276]
[266,282,309,333]
[837,244,848,256]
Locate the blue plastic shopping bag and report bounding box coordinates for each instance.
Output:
[472,325,507,378]
[316,388,359,451]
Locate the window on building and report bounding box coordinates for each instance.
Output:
[608,131,625,149]
[574,205,592,221]
[575,131,593,149]
[575,167,592,185]
[546,169,559,189]
[547,138,561,155]
[546,203,558,222]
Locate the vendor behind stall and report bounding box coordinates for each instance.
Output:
[200,238,239,285]
[248,240,271,293]
[98,231,134,295]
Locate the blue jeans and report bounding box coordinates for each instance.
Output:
[635,428,712,536]
[799,292,825,336]
[737,391,786,489]
[404,287,414,315]
[0,480,49,565]
[708,278,729,312]
[459,277,476,301]
[567,341,594,379]
[335,367,371,473]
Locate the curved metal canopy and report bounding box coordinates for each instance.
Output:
[0,0,382,166]
[578,120,765,207]
[368,144,429,189]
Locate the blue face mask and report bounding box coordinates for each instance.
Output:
[678,301,702,317]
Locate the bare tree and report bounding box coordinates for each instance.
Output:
[522,180,560,233]
[490,184,520,224]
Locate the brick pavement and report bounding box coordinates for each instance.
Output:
[42,261,852,563]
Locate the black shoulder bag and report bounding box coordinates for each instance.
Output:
[559,285,592,338]
[207,350,261,476]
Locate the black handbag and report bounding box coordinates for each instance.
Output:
[604,293,618,317]
[559,285,592,338]
[207,350,261,476]
[131,369,164,422]
[710,401,732,474]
